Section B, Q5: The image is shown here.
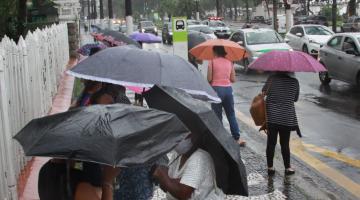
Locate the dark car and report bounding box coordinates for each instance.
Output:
[294,15,308,25]
[138,21,158,35]
[162,22,173,44]
[302,15,329,26]
[251,16,266,24]
[341,16,360,32]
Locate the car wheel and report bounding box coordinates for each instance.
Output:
[243,59,250,73]
[319,71,331,85]
[302,45,309,54]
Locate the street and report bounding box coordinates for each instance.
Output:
[144,42,360,199]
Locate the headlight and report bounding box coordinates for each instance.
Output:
[309,40,320,45]
[141,29,145,32]
[289,48,294,51]
[154,27,157,32]
[252,51,263,57]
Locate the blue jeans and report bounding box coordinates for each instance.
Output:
[211,86,241,140]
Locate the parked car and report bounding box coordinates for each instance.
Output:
[138,21,158,35]
[285,25,334,55]
[162,22,173,44]
[341,16,360,32]
[251,16,266,24]
[318,33,360,85]
[202,20,231,38]
[187,19,201,25]
[229,28,292,71]
[294,15,308,25]
[188,25,217,39]
[302,15,329,26]
[119,25,138,34]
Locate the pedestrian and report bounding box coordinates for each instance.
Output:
[152,133,225,200]
[208,45,246,146]
[262,72,300,176]
[102,84,131,104]
[75,80,103,107]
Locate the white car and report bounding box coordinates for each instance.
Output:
[285,25,334,55]
[188,25,217,39]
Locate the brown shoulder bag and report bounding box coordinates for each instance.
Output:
[249,80,272,131]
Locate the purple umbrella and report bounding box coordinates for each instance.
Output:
[249,50,327,72]
[130,32,162,43]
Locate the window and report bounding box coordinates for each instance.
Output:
[343,37,359,54]
[290,27,298,34]
[327,36,342,50]
[245,30,284,45]
[355,18,360,23]
[304,26,333,35]
[230,32,243,42]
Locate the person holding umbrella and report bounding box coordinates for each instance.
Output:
[208,46,246,146]
[189,40,247,146]
[152,133,225,200]
[249,50,327,176]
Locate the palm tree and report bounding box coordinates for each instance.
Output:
[216,0,221,17]
[348,0,356,16]
[100,0,104,20]
[273,0,278,32]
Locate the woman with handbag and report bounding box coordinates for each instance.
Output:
[208,46,246,146]
[262,72,300,176]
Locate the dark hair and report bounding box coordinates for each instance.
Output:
[89,89,112,104]
[103,83,126,97]
[89,47,101,56]
[213,46,227,57]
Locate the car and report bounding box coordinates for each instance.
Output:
[302,15,329,26]
[187,19,201,25]
[188,25,217,39]
[251,16,266,24]
[293,15,308,25]
[162,22,173,44]
[318,33,360,85]
[341,16,360,32]
[138,21,158,35]
[203,20,231,39]
[229,28,292,72]
[285,25,334,55]
[119,25,140,34]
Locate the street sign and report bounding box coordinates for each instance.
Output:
[172,17,188,59]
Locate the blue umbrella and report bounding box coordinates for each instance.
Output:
[130,32,162,43]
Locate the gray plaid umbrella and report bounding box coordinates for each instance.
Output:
[67,46,220,102]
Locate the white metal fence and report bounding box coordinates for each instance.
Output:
[0,23,69,199]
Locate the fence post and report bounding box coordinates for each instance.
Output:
[0,47,18,200]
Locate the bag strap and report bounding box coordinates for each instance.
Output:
[264,78,272,96]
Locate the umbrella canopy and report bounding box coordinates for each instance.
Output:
[144,85,248,196]
[77,43,107,56]
[187,31,208,50]
[99,29,141,48]
[189,39,246,61]
[14,104,189,167]
[130,32,162,43]
[67,46,220,102]
[248,50,327,72]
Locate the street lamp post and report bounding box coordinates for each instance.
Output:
[195,0,200,20]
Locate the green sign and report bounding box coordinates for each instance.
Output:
[172,17,188,43]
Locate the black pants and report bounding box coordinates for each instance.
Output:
[266,124,291,169]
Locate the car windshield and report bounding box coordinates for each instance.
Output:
[188,26,213,34]
[245,31,284,45]
[141,21,154,27]
[209,21,226,27]
[304,26,332,35]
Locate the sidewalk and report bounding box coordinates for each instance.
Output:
[19,58,77,200]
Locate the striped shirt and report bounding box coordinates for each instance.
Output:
[262,73,299,127]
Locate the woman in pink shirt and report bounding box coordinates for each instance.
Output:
[208,46,246,146]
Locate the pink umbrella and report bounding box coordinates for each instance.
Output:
[249,50,327,72]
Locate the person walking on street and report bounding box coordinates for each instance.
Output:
[208,46,246,146]
[262,72,300,176]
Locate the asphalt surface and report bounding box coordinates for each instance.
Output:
[145,42,360,199]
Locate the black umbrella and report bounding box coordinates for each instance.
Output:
[188,30,209,50]
[99,29,141,48]
[144,85,248,196]
[14,104,189,167]
[67,46,220,102]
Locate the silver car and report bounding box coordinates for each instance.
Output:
[229,28,292,72]
[318,33,360,85]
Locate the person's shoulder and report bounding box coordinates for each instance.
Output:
[190,149,212,162]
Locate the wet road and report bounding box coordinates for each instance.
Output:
[144,41,360,198]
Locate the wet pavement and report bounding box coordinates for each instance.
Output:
[146,42,360,199]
